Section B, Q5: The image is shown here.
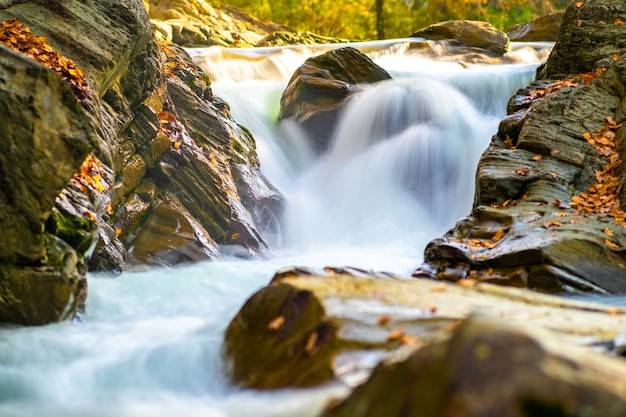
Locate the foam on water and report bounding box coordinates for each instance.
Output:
[0,39,552,416]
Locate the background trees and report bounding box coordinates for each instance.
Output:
[219,0,571,40]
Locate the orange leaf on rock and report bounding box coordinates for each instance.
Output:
[386,328,406,342]
[0,18,89,103]
[543,221,562,229]
[268,315,286,330]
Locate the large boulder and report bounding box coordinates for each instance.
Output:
[506,12,564,42]
[324,315,626,417]
[417,1,626,293]
[410,20,510,56]
[539,0,626,78]
[278,47,391,153]
[223,268,626,389]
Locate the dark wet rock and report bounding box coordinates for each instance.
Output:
[417,12,626,293]
[0,45,93,325]
[278,47,391,153]
[410,20,510,56]
[539,0,626,78]
[324,315,626,417]
[223,268,626,389]
[506,12,564,42]
[126,197,219,266]
[146,0,289,47]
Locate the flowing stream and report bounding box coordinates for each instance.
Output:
[0,39,552,416]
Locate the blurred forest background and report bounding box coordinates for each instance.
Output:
[218,0,571,40]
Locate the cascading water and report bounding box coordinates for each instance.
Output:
[0,39,550,416]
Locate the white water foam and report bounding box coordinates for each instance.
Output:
[0,39,551,416]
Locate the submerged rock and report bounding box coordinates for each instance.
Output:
[223,268,626,389]
[418,0,626,293]
[410,20,510,56]
[324,315,626,417]
[279,47,391,153]
[506,12,564,42]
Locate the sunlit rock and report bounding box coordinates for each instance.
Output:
[145,0,289,47]
[506,12,564,42]
[223,268,626,389]
[323,315,626,417]
[410,20,510,56]
[257,31,348,47]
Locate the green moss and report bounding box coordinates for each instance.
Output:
[46,209,96,258]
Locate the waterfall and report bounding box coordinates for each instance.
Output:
[0,39,551,417]
[204,40,543,268]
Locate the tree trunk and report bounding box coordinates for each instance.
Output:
[375,0,385,39]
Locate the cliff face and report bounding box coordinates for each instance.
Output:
[0,0,280,324]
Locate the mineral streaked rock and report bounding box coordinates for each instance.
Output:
[223,269,626,389]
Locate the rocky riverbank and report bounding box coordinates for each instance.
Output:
[0,0,281,324]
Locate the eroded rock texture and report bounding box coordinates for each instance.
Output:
[417,0,626,293]
[0,0,279,324]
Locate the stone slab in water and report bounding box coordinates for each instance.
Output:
[223,268,626,389]
[323,315,626,417]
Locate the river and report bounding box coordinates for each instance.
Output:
[0,39,552,416]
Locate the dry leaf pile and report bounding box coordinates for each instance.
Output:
[0,18,89,102]
[571,116,625,226]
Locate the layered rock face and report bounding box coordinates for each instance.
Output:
[0,0,279,324]
[417,0,626,293]
[0,45,93,325]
